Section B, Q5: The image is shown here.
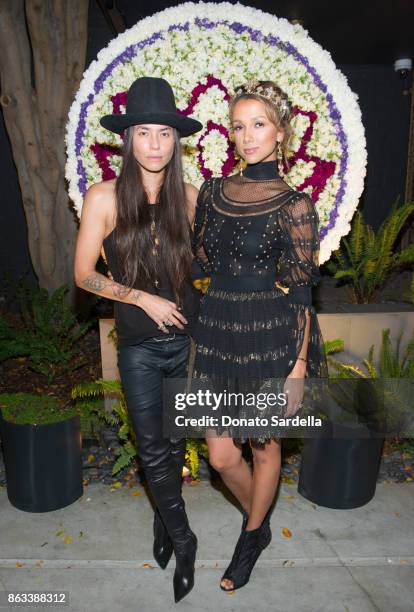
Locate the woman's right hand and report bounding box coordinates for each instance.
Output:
[137,293,188,333]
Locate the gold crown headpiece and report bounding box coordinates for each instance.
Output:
[233,79,292,121]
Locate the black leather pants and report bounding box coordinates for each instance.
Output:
[118,334,191,542]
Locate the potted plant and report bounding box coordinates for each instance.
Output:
[0,283,91,384]
[323,200,414,306]
[72,379,209,479]
[0,393,83,512]
[298,329,414,509]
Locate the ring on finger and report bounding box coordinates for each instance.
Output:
[164,320,174,326]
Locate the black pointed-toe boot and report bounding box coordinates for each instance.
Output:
[172,527,198,603]
[144,441,196,602]
[152,439,186,570]
[153,507,174,569]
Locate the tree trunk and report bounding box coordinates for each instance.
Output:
[0,0,89,301]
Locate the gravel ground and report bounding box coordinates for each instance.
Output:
[2,430,412,492]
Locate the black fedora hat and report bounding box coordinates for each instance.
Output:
[100,77,202,137]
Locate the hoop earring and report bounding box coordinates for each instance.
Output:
[276,141,284,178]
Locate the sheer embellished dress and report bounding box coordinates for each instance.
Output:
[191,160,328,445]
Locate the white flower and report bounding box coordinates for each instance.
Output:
[65,1,367,263]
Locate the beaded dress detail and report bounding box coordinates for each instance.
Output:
[191,161,328,445]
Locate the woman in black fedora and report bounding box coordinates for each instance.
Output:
[74,76,202,603]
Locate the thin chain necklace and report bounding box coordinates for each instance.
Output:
[149,204,160,287]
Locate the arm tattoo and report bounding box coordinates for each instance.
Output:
[82,274,139,302]
[111,283,131,299]
[130,289,141,305]
[82,275,106,292]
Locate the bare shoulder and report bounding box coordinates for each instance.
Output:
[184,182,199,202]
[85,179,116,202]
[184,182,199,223]
[82,179,116,219]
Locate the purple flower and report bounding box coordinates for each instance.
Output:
[75,18,350,238]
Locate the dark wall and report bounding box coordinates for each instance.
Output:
[342,65,410,229]
[86,0,112,66]
[0,4,411,293]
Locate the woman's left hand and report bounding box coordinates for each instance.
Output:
[283,359,306,417]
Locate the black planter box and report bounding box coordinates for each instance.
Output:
[315,301,414,314]
[298,421,384,509]
[0,413,83,512]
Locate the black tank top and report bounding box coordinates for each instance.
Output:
[102,203,200,347]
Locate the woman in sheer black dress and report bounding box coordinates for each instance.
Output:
[191,80,328,591]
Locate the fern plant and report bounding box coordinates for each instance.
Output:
[323,338,345,357]
[72,379,136,474]
[72,379,208,478]
[0,284,91,383]
[327,328,414,379]
[325,200,414,303]
[326,328,414,434]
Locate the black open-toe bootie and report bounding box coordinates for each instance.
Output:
[220,511,272,592]
[241,509,272,549]
[153,507,173,569]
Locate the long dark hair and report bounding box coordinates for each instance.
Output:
[114,126,193,303]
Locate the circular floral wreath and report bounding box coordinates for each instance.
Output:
[65,1,367,263]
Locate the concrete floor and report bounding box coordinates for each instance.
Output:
[0,480,413,612]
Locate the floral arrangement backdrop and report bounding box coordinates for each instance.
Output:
[65,1,367,263]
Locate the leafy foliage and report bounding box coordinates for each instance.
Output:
[0,393,76,425]
[324,328,414,435]
[0,284,92,383]
[72,379,134,474]
[72,379,209,478]
[323,338,345,356]
[326,201,414,303]
[185,438,209,479]
[327,328,414,379]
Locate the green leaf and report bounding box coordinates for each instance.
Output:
[323,339,345,355]
[334,269,357,280]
